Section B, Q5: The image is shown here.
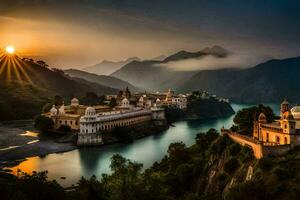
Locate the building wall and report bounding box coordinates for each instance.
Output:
[80,114,152,134]
[52,116,80,130]
[260,128,290,145]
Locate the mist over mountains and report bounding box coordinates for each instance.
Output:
[83,57,141,75]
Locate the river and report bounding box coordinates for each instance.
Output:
[5,103,280,187]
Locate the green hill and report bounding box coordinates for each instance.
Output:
[178,56,300,103]
[64,69,139,92]
[0,55,118,120]
[1,129,300,200]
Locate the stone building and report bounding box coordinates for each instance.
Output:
[135,89,187,109]
[46,98,110,131]
[222,100,300,158]
[78,106,165,146]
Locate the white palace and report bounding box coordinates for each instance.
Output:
[46,95,166,146]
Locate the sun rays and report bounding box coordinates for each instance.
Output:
[0,52,34,85]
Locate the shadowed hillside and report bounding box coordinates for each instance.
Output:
[178,56,300,103]
[83,57,141,75]
[64,69,139,92]
[0,55,118,120]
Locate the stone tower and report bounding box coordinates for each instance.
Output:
[281,99,289,118]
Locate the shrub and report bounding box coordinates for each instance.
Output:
[258,157,273,171]
[224,158,239,174]
[226,180,269,200]
[217,173,228,182]
[58,125,71,133]
[229,143,241,156]
[34,115,54,132]
[273,167,290,180]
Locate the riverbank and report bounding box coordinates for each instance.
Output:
[0,120,169,169]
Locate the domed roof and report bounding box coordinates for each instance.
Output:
[139,96,144,102]
[291,105,300,113]
[59,104,65,115]
[50,105,57,116]
[291,105,300,118]
[71,97,79,103]
[156,98,161,102]
[85,106,96,116]
[259,113,266,120]
[122,98,129,103]
[282,99,289,105]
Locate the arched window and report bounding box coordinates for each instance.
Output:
[276,136,280,143]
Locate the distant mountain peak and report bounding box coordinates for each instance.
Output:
[83,57,141,75]
[162,46,230,63]
[201,45,230,57]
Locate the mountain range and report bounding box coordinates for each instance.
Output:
[110,46,230,91]
[64,69,139,92]
[178,56,300,103]
[83,57,141,75]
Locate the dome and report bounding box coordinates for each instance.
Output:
[291,105,300,119]
[50,105,58,116]
[122,98,129,103]
[156,98,161,102]
[71,97,79,102]
[258,113,267,123]
[85,106,96,116]
[71,97,79,106]
[259,113,266,119]
[139,96,144,102]
[58,104,65,115]
[282,99,289,105]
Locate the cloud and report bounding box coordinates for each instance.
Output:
[158,53,270,71]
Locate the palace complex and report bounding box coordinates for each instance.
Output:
[222,100,300,158]
[45,88,169,146]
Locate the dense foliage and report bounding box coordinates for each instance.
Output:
[34,115,54,132]
[186,91,235,119]
[233,104,276,135]
[163,106,186,122]
[1,128,300,200]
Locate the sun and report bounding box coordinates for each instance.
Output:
[5,45,15,54]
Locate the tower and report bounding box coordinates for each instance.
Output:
[281,99,289,118]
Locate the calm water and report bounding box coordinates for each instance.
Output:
[8,104,280,186]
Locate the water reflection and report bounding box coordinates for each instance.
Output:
[7,104,279,187]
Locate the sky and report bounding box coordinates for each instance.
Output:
[1,0,300,69]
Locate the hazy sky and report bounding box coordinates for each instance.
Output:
[1,0,300,68]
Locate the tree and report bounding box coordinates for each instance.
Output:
[167,142,190,168]
[196,129,219,153]
[36,60,49,68]
[233,104,276,135]
[34,115,54,132]
[83,92,99,105]
[109,97,118,108]
[54,95,63,106]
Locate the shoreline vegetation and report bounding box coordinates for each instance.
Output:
[1,128,299,200]
[0,96,235,169]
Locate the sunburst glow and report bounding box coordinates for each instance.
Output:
[5,46,15,54]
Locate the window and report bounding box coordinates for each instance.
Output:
[266,133,269,142]
[284,137,288,144]
[276,136,280,143]
[285,125,287,129]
